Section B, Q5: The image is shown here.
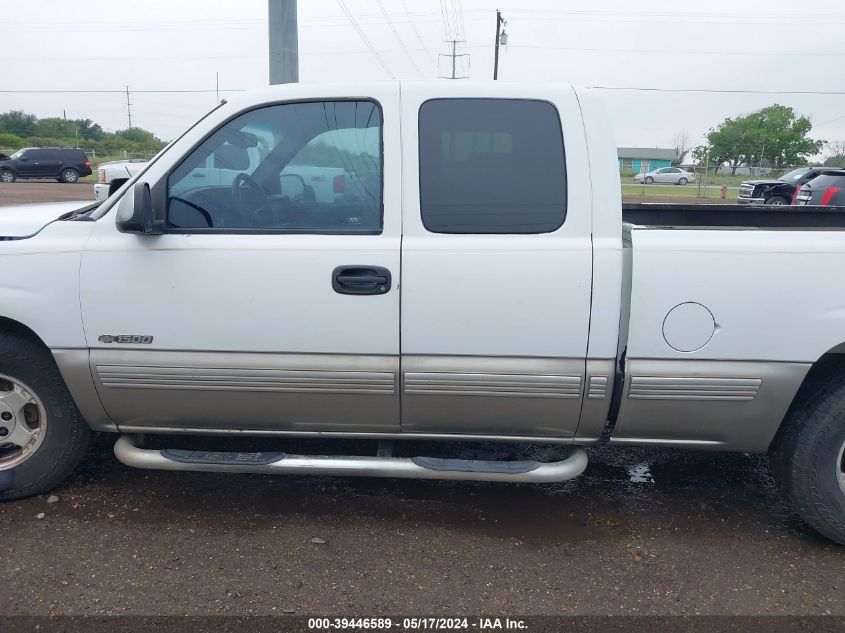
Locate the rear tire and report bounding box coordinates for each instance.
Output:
[770,365,845,545]
[0,169,15,183]
[677,177,688,185]
[765,196,788,206]
[0,329,91,501]
[60,168,79,184]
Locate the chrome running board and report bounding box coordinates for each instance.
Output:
[114,435,588,483]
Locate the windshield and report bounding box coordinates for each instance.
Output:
[9,149,26,159]
[779,168,809,183]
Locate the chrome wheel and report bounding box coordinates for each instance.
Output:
[838,440,845,497]
[0,374,48,470]
[0,171,13,183]
[62,169,78,183]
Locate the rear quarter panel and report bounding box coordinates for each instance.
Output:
[612,226,845,451]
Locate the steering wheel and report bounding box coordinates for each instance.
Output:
[232,173,274,228]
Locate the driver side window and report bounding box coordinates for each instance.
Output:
[167,100,383,234]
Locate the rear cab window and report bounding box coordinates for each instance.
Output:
[418,98,567,234]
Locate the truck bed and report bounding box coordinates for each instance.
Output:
[622,203,845,229]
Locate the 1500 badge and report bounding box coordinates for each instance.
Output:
[98,335,154,344]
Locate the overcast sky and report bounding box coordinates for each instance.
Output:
[2,0,844,156]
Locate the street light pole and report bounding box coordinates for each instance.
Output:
[493,10,506,80]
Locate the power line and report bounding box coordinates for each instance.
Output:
[399,0,436,68]
[816,114,845,127]
[336,0,395,79]
[510,44,845,58]
[588,86,845,95]
[374,0,423,77]
[439,0,455,40]
[0,89,245,94]
[3,85,844,96]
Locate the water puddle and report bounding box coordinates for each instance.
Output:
[628,463,654,483]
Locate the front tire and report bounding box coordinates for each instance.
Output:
[0,329,91,501]
[60,168,79,184]
[0,169,15,183]
[765,196,788,206]
[770,365,845,545]
[644,176,654,184]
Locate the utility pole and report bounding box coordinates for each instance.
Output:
[125,85,133,129]
[438,40,469,79]
[494,10,507,80]
[216,72,220,103]
[268,0,299,84]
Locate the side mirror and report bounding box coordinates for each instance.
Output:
[116,181,166,234]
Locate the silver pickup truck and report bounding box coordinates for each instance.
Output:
[0,81,843,545]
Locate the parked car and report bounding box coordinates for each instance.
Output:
[1,82,845,545]
[0,147,92,183]
[794,170,845,207]
[737,166,825,206]
[94,160,149,201]
[633,167,695,185]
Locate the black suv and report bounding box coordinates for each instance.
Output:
[0,147,92,184]
[737,166,825,206]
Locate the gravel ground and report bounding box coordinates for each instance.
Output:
[1,437,843,617]
[0,181,94,206]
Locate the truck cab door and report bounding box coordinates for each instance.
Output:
[80,87,401,434]
[398,85,593,438]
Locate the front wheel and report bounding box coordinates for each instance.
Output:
[765,196,788,206]
[644,176,654,184]
[770,366,845,544]
[0,169,15,183]
[60,168,79,184]
[0,330,91,501]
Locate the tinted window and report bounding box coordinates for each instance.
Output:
[62,149,86,163]
[25,149,49,160]
[167,100,382,233]
[419,99,566,234]
[779,168,809,183]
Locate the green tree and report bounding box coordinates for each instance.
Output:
[0,110,38,137]
[34,117,77,139]
[115,127,162,146]
[71,118,104,141]
[0,133,24,150]
[698,105,824,175]
[824,141,845,168]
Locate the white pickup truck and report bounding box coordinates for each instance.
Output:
[94,159,148,201]
[1,82,844,544]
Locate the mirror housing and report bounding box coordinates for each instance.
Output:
[116,181,166,234]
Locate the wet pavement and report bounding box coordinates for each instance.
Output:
[1,436,843,617]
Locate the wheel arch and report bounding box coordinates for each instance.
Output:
[772,348,845,450]
[0,316,51,352]
[0,315,115,433]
